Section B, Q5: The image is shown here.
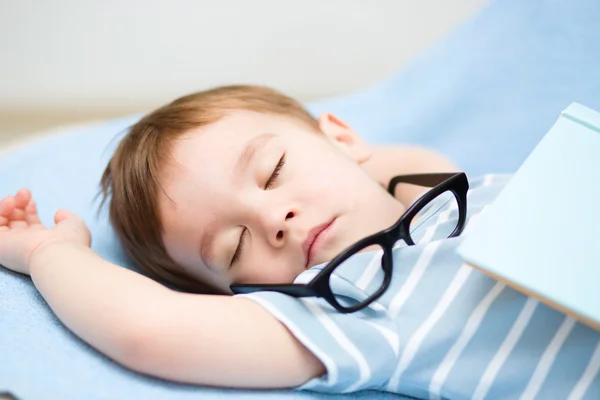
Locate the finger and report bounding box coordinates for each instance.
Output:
[0,196,16,218]
[9,205,27,222]
[0,197,16,228]
[54,209,81,224]
[14,188,31,210]
[8,219,28,229]
[0,198,12,230]
[25,199,41,225]
[8,196,27,228]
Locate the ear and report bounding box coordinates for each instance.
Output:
[318,113,371,164]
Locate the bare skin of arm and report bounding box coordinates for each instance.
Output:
[0,191,324,389]
[31,243,324,388]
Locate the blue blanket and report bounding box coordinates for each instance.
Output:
[2,0,600,399]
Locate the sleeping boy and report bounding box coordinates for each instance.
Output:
[0,85,598,399]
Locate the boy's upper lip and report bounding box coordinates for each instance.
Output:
[303,219,335,269]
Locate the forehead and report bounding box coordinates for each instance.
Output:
[161,111,260,208]
[196,109,311,141]
[166,110,304,178]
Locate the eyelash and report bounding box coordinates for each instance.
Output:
[230,154,286,267]
[230,228,248,267]
[265,154,286,190]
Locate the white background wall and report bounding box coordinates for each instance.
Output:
[0,0,488,112]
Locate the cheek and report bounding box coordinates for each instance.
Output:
[162,232,192,268]
[236,255,300,284]
[305,154,363,190]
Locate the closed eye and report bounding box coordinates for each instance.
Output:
[231,154,285,267]
[265,154,285,190]
[230,228,248,267]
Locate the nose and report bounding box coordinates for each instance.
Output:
[259,207,296,248]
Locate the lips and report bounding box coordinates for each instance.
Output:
[303,219,336,269]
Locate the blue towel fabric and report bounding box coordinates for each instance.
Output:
[1,0,600,399]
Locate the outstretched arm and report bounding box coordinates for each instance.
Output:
[0,189,324,388]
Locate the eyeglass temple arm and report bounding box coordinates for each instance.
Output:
[387,173,458,195]
[231,284,315,297]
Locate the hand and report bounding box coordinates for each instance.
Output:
[0,188,91,275]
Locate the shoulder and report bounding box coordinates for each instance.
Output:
[363,145,458,207]
[364,145,459,183]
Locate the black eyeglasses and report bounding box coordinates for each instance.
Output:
[231,172,469,313]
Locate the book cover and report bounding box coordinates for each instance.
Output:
[457,102,600,329]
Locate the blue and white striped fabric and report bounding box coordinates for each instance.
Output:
[238,175,600,400]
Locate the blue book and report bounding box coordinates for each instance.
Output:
[457,102,600,330]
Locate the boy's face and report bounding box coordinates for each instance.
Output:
[159,110,405,293]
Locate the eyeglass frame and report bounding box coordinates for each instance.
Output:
[230,172,469,313]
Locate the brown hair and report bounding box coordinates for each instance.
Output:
[100,85,319,293]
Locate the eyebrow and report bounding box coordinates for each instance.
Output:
[200,133,275,268]
[234,133,275,175]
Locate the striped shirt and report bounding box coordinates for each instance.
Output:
[237,175,600,399]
